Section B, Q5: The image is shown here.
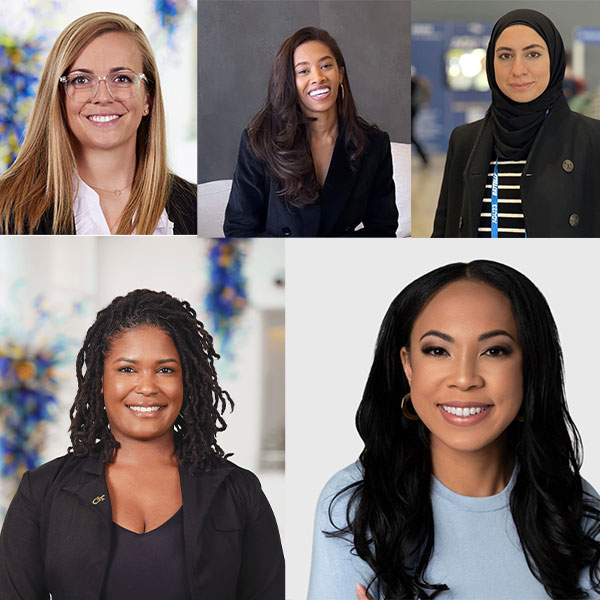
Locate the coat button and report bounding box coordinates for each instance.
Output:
[282,227,292,236]
[458,216,463,230]
[569,213,580,227]
[562,159,574,172]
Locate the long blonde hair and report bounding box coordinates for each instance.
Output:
[0,12,170,234]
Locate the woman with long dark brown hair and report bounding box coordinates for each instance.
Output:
[223,26,398,237]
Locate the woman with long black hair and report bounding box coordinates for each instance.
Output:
[308,260,600,599]
[223,26,398,237]
[432,9,600,237]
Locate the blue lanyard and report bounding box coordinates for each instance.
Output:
[491,159,527,238]
[491,159,499,238]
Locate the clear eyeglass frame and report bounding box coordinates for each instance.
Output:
[59,70,147,102]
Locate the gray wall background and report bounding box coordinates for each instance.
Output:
[412,1,600,96]
[198,0,410,183]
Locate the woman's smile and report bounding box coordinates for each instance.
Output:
[493,24,550,103]
[294,40,343,118]
[401,279,523,454]
[65,31,150,153]
[102,325,183,443]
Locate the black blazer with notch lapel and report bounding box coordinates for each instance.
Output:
[223,126,398,237]
[0,453,284,600]
[432,99,600,237]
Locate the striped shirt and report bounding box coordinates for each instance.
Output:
[478,160,526,237]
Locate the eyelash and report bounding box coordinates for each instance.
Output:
[498,52,541,60]
[117,366,175,373]
[297,63,334,76]
[420,345,512,358]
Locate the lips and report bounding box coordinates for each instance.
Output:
[125,403,166,416]
[509,82,533,90]
[87,114,122,123]
[308,86,330,100]
[437,402,493,426]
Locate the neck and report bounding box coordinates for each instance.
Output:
[75,142,137,192]
[430,435,514,497]
[111,435,177,467]
[307,110,339,141]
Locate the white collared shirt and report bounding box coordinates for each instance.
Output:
[73,174,174,235]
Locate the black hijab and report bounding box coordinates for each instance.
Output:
[486,9,566,160]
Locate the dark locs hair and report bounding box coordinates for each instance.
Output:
[328,260,600,599]
[69,289,233,473]
[248,26,371,208]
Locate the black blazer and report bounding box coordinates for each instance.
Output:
[223,127,398,237]
[433,99,600,237]
[0,454,284,600]
[30,174,197,235]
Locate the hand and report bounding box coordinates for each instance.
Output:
[356,582,373,600]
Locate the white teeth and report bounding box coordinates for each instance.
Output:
[89,115,120,122]
[309,87,329,97]
[441,405,490,417]
[127,405,162,413]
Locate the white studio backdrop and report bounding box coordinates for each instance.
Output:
[286,238,600,600]
[0,237,284,542]
[0,0,197,181]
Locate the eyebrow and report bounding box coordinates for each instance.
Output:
[111,357,180,365]
[68,66,132,74]
[496,44,545,52]
[294,55,334,68]
[419,329,515,342]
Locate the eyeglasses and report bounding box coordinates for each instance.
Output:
[59,70,147,102]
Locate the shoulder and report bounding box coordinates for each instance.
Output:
[18,453,91,500]
[449,118,486,145]
[167,174,197,234]
[363,126,390,145]
[168,174,196,203]
[562,110,600,138]
[315,462,363,527]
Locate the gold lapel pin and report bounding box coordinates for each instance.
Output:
[92,494,106,505]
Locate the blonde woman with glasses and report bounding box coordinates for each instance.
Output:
[0,12,196,235]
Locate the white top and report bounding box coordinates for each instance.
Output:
[73,175,174,235]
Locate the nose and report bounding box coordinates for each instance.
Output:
[511,55,528,77]
[310,66,325,85]
[91,78,113,103]
[447,353,484,391]
[136,372,158,396]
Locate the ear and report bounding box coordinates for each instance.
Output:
[400,347,412,385]
[143,91,152,116]
[339,66,345,85]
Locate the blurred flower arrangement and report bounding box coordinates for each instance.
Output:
[205,240,248,359]
[0,287,89,510]
[154,0,196,47]
[0,34,44,172]
[0,0,59,173]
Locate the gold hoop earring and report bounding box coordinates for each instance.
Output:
[515,415,525,423]
[401,393,420,421]
[340,83,345,101]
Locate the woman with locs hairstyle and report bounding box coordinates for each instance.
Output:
[0,12,196,234]
[0,290,284,599]
[224,26,398,237]
[308,260,600,599]
[433,9,600,237]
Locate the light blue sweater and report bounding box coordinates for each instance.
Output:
[308,462,600,599]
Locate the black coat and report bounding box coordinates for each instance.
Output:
[432,100,600,237]
[31,175,197,235]
[0,454,284,600]
[223,127,398,237]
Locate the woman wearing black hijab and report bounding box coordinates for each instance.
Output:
[433,9,600,237]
